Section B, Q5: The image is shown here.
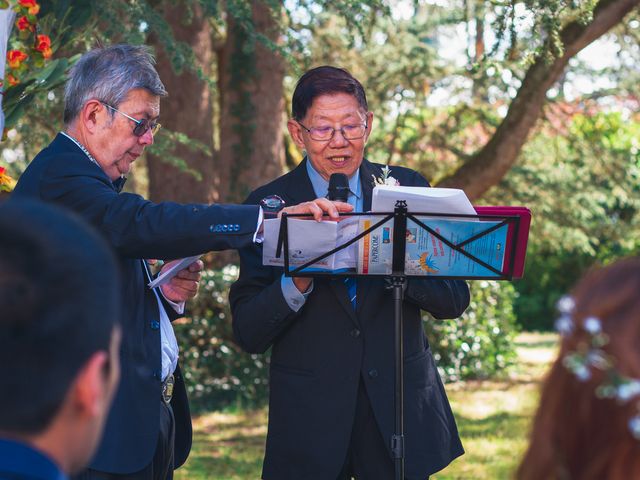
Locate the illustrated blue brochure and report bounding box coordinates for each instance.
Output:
[358,216,508,277]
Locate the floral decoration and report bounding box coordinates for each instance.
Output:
[0,166,16,192]
[15,15,31,32]
[555,295,640,439]
[34,33,51,58]
[7,48,27,69]
[372,165,400,187]
[17,0,39,15]
[1,0,53,87]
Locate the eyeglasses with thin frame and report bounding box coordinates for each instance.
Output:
[297,121,368,142]
[101,102,162,137]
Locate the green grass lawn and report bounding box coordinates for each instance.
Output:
[175,332,557,480]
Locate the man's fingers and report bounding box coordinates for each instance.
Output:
[175,270,202,281]
[161,280,198,302]
[333,201,353,212]
[188,259,205,272]
[279,198,353,221]
[168,278,199,294]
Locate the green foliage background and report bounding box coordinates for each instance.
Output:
[484,111,640,330]
[2,0,639,410]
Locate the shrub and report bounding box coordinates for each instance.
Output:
[425,280,519,382]
[174,266,270,412]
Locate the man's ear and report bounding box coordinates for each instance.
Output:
[287,119,306,149]
[363,111,374,143]
[72,351,110,418]
[80,100,106,134]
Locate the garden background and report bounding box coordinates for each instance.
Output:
[2,0,639,478]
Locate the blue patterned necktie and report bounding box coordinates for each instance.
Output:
[332,181,358,310]
[344,277,357,309]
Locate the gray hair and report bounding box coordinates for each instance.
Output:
[63,44,167,125]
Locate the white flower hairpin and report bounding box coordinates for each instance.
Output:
[556,295,640,439]
[372,165,400,187]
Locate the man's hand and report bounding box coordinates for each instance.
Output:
[279,198,353,222]
[160,258,204,303]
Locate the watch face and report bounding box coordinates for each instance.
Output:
[260,195,286,212]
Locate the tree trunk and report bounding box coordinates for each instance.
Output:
[218,0,285,204]
[146,1,217,203]
[438,0,640,200]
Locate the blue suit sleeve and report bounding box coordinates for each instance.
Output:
[38,155,260,259]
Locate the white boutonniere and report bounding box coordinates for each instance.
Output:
[372,165,400,187]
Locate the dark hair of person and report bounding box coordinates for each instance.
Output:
[517,257,640,480]
[0,199,121,434]
[291,66,368,121]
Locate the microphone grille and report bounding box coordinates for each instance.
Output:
[327,173,350,202]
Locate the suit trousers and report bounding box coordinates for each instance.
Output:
[73,401,175,480]
[337,378,396,480]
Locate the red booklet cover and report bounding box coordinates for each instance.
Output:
[473,206,531,279]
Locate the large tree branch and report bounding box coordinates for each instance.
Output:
[438,0,639,200]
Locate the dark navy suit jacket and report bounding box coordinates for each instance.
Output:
[13,134,261,474]
[230,159,470,480]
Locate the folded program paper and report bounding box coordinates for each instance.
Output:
[263,217,359,271]
[147,255,201,288]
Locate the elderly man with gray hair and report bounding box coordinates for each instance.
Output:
[13,44,351,480]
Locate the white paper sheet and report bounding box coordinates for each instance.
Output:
[371,186,475,215]
[263,217,359,271]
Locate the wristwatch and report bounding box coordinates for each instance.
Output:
[260,194,286,218]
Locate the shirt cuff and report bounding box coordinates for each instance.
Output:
[253,207,264,243]
[160,288,185,315]
[280,275,313,312]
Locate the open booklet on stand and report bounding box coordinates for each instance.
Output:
[263,187,531,279]
[263,216,360,272]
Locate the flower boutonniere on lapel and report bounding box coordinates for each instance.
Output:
[372,165,400,187]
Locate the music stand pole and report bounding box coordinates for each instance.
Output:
[390,200,408,480]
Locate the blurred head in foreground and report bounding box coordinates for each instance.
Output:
[0,199,122,474]
[518,257,640,480]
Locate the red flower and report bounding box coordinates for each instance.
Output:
[16,16,32,31]
[35,34,50,50]
[7,50,28,69]
[7,74,19,86]
[35,34,52,59]
[0,167,5,175]
[18,0,40,15]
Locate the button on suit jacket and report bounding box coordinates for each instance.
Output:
[230,159,470,480]
[13,134,261,474]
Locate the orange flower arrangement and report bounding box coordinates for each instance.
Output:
[1,0,53,87]
[17,0,39,15]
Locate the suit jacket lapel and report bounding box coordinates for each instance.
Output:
[360,159,379,212]
[282,158,317,205]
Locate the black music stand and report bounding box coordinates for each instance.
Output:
[275,202,529,480]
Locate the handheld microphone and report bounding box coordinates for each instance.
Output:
[327,173,350,202]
